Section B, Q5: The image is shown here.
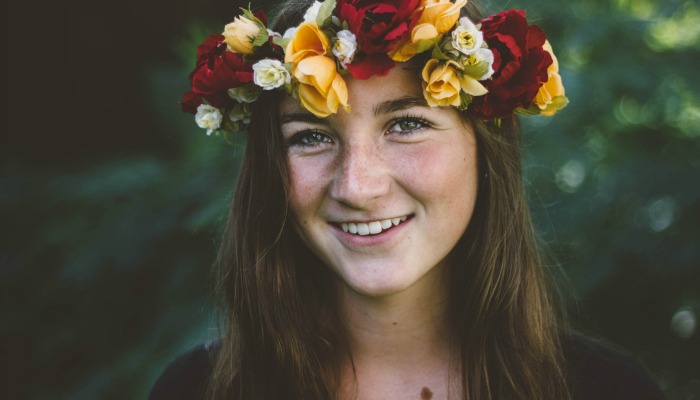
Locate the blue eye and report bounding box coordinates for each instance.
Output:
[387,116,431,134]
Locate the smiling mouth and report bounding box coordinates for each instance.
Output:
[339,215,410,236]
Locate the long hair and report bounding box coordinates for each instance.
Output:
[207,1,571,398]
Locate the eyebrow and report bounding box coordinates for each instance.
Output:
[373,96,430,116]
[279,112,329,125]
[279,95,431,124]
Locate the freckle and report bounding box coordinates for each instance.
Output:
[421,386,433,400]
[392,322,397,325]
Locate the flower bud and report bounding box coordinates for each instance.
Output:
[223,16,261,54]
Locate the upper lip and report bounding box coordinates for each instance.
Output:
[331,214,411,224]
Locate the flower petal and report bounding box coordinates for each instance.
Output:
[298,84,332,117]
[459,75,488,96]
[295,55,336,95]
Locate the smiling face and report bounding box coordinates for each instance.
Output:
[280,65,479,299]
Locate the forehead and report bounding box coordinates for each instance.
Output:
[279,63,425,117]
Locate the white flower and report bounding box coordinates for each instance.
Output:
[303,1,323,22]
[195,104,223,136]
[228,84,262,103]
[283,27,297,39]
[451,17,484,55]
[252,59,291,90]
[459,47,495,81]
[332,30,357,68]
[472,48,494,80]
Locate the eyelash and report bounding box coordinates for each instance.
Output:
[287,129,333,148]
[286,114,432,148]
[386,114,432,135]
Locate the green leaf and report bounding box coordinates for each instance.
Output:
[273,35,290,48]
[317,0,337,26]
[462,60,489,80]
[431,45,451,61]
[515,105,540,116]
[241,8,262,25]
[252,29,269,48]
[459,91,473,110]
[415,38,440,54]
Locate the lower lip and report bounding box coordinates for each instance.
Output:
[331,217,412,247]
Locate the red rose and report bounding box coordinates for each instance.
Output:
[337,0,421,79]
[180,91,202,114]
[187,34,255,109]
[195,34,224,65]
[470,10,553,120]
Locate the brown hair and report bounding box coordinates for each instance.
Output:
[207,1,571,398]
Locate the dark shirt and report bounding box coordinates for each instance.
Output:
[149,335,666,399]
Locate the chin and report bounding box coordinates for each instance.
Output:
[334,265,435,299]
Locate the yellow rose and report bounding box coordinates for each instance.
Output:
[390,0,469,62]
[223,15,261,54]
[422,58,487,107]
[534,40,568,116]
[285,21,331,64]
[294,55,349,117]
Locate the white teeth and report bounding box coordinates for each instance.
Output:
[357,223,370,235]
[340,216,410,236]
[368,221,382,234]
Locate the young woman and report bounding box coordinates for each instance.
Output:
[151,0,666,399]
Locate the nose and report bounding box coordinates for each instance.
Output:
[330,137,391,209]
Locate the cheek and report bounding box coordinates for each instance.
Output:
[392,139,478,205]
[287,156,331,220]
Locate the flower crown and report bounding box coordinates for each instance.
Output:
[181,0,568,138]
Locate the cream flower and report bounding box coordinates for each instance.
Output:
[458,47,494,80]
[451,17,483,55]
[195,104,223,135]
[304,1,323,22]
[390,0,469,61]
[422,59,487,107]
[534,40,568,116]
[253,59,291,90]
[227,84,262,103]
[223,15,261,54]
[332,30,357,68]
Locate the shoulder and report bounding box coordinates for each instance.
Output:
[562,334,666,400]
[148,341,219,400]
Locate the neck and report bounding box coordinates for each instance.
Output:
[337,268,453,366]
[335,268,462,400]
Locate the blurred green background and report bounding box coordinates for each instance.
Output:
[1,0,698,398]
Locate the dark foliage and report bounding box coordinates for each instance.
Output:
[1,0,698,398]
